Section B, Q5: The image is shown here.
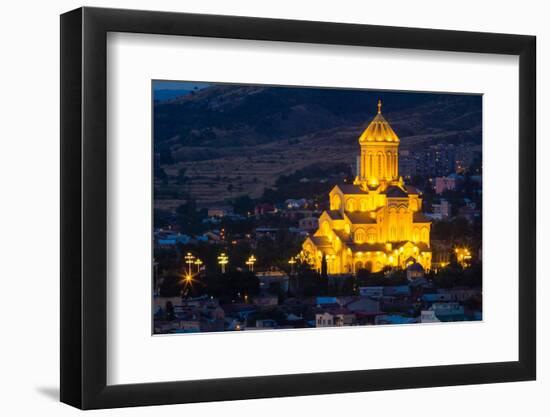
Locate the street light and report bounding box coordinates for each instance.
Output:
[217,252,229,273]
[194,258,203,273]
[245,255,256,272]
[455,247,472,268]
[183,272,193,285]
[182,266,194,295]
[288,256,297,275]
[184,252,195,276]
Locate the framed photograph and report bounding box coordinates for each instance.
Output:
[60,6,536,409]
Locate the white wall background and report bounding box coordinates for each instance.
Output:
[0,0,545,415]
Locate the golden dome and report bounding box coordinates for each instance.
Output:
[358,100,400,144]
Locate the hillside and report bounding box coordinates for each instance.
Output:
[153,85,482,207]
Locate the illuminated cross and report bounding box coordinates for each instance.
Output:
[377,99,382,114]
[217,253,229,273]
[245,255,257,272]
[194,258,203,273]
[288,257,297,275]
[184,252,195,276]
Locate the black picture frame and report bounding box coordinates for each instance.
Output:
[60,6,536,410]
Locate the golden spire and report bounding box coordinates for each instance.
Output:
[358,100,399,144]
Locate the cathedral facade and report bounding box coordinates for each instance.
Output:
[302,101,432,274]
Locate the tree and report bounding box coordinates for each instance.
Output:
[321,254,328,279]
[356,268,370,287]
[338,275,356,296]
[159,273,183,297]
[175,199,205,234]
[300,269,326,297]
[165,301,176,321]
[462,262,482,287]
[230,270,260,298]
[199,270,260,302]
[231,195,255,216]
[434,263,463,288]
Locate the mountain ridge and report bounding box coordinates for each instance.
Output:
[154,85,481,152]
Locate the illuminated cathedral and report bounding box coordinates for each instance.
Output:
[302,100,432,274]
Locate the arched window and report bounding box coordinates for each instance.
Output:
[354,229,366,243]
[331,194,341,210]
[360,199,368,212]
[377,153,383,177]
[322,221,330,236]
[413,228,420,242]
[368,153,373,177]
[386,152,392,178]
[346,199,357,212]
[367,228,377,243]
[390,226,397,241]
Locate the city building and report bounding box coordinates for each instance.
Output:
[302,101,432,273]
[315,312,334,327]
[430,302,466,322]
[398,151,417,179]
[435,175,458,194]
[285,198,307,209]
[207,206,234,218]
[374,314,417,325]
[358,286,384,298]
[430,199,452,220]
[329,308,357,326]
[420,310,441,323]
[458,206,480,224]
[255,202,276,216]
[406,262,425,281]
[345,296,381,314]
[256,269,290,293]
[252,295,279,308]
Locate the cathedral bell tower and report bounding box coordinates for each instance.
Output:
[354,100,400,189]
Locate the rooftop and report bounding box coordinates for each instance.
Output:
[358,100,400,144]
[383,185,409,198]
[309,236,332,248]
[344,211,377,224]
[326,210,344,220]
[334,183,369,194]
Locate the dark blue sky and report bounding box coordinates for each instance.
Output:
[153,80,210,91]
